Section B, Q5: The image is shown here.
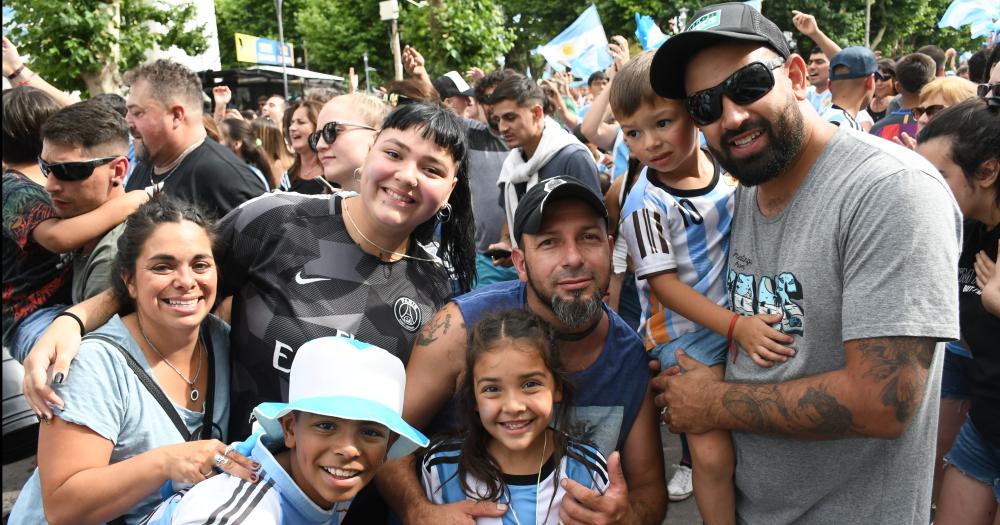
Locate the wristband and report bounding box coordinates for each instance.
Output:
[6,64,25,80]
[727,313,740,363]
[56,311,85,336]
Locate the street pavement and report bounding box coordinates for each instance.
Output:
[2,423,702,524]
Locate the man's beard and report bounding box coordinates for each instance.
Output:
[708,98,805,187]
[525,264,604,329]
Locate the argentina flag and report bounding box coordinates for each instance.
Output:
[532,4,613,78]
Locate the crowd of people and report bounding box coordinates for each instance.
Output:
[2,2,999,524]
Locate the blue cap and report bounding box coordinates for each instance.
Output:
[829,46,878,80]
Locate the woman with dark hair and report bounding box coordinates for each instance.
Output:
[218,117,272,191]
[282,100,327,194]
[868,58,898,122]
[8,195,256,525]
[251,116,293,191]
[915,97,1000,525]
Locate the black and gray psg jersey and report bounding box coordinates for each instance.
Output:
[217,192,450,437]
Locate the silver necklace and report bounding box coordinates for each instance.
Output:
[342,198,438,263]
[137,316,203,402]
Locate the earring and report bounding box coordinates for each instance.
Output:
[436,203,453,223]
[353,168,362,181]
[112,181,120,187]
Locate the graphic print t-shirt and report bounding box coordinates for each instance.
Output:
[218,192,451,437]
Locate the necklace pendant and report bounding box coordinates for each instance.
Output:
[190,388,200,402]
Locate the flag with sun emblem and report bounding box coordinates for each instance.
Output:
[532,4,613,78]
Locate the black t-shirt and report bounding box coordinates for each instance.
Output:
[126,139,266,219]
[287,175,327,195]
[960,220,1000,446]
[217,192,451,438]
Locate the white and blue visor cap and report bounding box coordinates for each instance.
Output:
[252,336,429,459]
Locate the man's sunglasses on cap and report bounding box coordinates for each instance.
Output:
[911,104,945,120]
[684,57,786,126]
[308,121,376,152]
[38,156,121,182]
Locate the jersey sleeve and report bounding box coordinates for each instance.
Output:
[620,206,677,279]
[2,179,57,250]
[215,193,282,297]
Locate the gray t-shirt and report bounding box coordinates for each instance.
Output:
[724,129,961,524]
[9,314,231,525]
[462,118,509,253]
[71,222,125,303]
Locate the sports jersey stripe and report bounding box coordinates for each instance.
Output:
[424,451,461,469]
[230,478,276,524]
[566,443,609,484]
[215,477,273,524]
[652,210,669,254]
[631,210,648,259]
[204,478,252,524]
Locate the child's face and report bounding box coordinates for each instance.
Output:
[473,341,561,464]
[617,97,699,174]
[280,413,389,509]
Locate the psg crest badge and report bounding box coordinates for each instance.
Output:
[394,297,421,332]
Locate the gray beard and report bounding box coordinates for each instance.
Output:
[551,290,604,328]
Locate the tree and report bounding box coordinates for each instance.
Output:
[3,0,207,95]
[214,0,307,70]
[401,0,516,77]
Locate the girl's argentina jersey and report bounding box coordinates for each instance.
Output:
[218,192,450,436]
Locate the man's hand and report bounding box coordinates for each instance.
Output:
[652,351,721,434]
[404,499,507,525]
[403,45,427,77]
[559,451,630,525]
[980,240,1000,317]
[607,36,630,78]
[212,86,232,108]
[893,132,917,150]
[486,240,514,267]
[348,66,359,93]
[466,67,485,82]
[2,36,23,77]
[791,10,820,38]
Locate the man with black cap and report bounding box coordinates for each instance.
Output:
[433,70,475,117]
[648,3,961,522]
[376,176,666,524]
[821,46,878,130]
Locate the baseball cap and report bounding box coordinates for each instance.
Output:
[829,46,878,80]
[252,336,429,459]
[513,176,608,243]
[650,2,791,99]
[432,71,474,99]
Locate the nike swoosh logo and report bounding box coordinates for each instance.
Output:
[295,271,332,285]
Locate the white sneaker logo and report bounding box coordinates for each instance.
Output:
[295,271,332,284]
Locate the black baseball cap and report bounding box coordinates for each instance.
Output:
[513,177,608,243]
[432,71,474,99]
[650,2,791,99]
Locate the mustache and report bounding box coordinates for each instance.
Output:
[720,119,772,145]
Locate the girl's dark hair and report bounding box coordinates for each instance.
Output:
[222,117,275,188]
[917,97,1000,207]
[111,194,219,314]
[283,100,324,183]
[448,309,574,510]
[2,87,62,165]
[381,102,476,293]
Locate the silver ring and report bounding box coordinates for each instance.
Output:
[214,453,230,467]
[223,444,235,457]
[660,406,669,416]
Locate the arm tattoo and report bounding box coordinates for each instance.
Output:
[415,311,452,346]
[857,337,935,423]
[721,384,860,436]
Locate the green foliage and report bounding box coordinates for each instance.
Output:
[400,0,516,77]
[4,0,207,95]
[214,0,307,69]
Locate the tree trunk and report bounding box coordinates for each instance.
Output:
[83,0,123,94]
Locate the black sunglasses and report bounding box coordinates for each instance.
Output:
[38,156,120,182]
[685,57,786,126]
[308,121,376,152]
[978,82,999,98]
[911,104,945,120]
[874,71,893,82]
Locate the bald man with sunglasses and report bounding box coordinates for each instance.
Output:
[647,3,962,523]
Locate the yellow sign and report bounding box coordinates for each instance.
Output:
[234,32,294,66]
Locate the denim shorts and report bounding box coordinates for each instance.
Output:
[944,416,1000,503]
[649,325,728,369]
[11,304,68,363]
[940,348,974,400]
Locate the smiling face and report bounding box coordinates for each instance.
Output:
[287,106,316,155]
[685,43,807,187]
[126,220,217,333]
[358,126,458,233]
[618,97,699,174]
[493,99,543,150]
[41,141,126,218]
[875,69,895,97]
[807,51,829,89]
[314,100,378,188]
[915,92,948,133]
[474,340,560,466]
[280,412,389,509]
[264,96,286,124]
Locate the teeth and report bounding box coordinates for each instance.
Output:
[385,188,414,203]
[165,299,197,306]
[734,131,761,146]
[323,467,359,478]
[501,421,530,430]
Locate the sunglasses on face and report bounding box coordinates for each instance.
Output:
[685,57,786,126]
[978,82,999,98]
[912,104,945,120]
[308,121,376,152]
[874,71,893,82]
[38,156,120,182]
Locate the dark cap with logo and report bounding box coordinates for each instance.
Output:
[650,2,790,99]
[829,46,878,80]
[433,71,474,98]
[513,176,608,242]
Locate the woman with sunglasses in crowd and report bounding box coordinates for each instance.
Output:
[22,102,478,523]
[281,99,327,195]
[914,77,978,133]
[9,195,258,525]
[309,92,388,192]
[868,58,897,123]
[915,96,1000,525]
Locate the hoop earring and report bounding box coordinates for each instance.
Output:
[353,168,362,181]
[436,203,453,223]
[112,181,120,187]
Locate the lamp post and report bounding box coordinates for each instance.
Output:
[274,0,289,98]
[363,52,371,93]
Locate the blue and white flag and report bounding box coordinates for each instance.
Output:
[635,13,668,50]
[532,4,613,78]
[938,0,999,30]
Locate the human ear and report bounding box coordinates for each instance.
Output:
[784,54,809,100]
[281,414,297,449]
[976,159,999,189]
[124,271,137,299]
[512,247,528,282]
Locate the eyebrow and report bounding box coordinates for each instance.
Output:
[385,138,448,169]
[476,371,547,384]
[147,253,213,262]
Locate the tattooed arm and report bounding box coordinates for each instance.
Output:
[655,336,937,439]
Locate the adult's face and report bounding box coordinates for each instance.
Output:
[875,69,895,97]
[806,52,829,89]
[915,92,949,133]
[444,95,471,117]
[493,99,543,150]
[264,96,286,124]
[41,141,126,218]
[684,43,807,187]
[126,80,174,165]
[287,106,316,155]
[314,99,377,187]
[480,86,499,132]
[513,199,612,328]
[589,78,609,97]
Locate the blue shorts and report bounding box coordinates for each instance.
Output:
[11,304,68,363]
[944,417,1000,503]
[649,325,728,369]
[941,348,974,400]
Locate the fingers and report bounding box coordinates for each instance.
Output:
[605,451,627,495]
[454,499,508,518]
[559,479,603,524]
[674,350,700,370]
[749,351,775,368]
[219,446,260,482]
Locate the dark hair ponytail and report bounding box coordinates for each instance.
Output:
[222,117,275,189]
